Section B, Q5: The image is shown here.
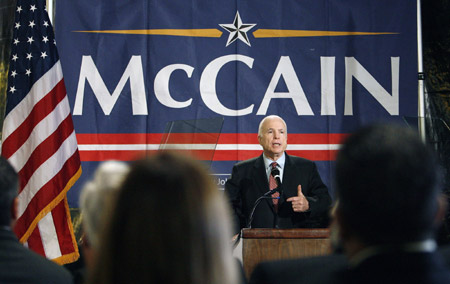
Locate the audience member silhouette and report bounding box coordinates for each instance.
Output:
[334,124,450,283]
[79,160,129,270]
[250,124,450,284]
[87,151,241,284]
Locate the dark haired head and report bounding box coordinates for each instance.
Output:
[335,124,440,245]
[0,156,18,226]
[88,151,238,284]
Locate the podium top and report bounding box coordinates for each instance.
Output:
[241,228,330,239]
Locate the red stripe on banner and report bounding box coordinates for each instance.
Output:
[211,150,339,161]
[79,150,149,161]
[76,133,349,145]
[27,225,46,257]
[18,115,74,191]
[14,151,81,240]
[78,149,338,162]
[1,80,66,159]
[76,133,162,144]
[161,132,221,144]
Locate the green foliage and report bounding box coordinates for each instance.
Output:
[0,60,8,137]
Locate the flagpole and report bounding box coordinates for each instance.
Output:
[417,0,426,142]
[46,0,54,24]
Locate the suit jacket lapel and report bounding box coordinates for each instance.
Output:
[252,155,269,196]
[282,153,298,199]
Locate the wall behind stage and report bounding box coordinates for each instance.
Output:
[55,0,418,207]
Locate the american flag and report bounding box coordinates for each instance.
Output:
[1,0,81,264]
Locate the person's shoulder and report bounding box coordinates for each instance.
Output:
[0,241,74,284]
[438,244,450,267]
[25,249,74,281]
[249,254,347,284]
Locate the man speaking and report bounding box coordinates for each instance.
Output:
[225,115,332,235]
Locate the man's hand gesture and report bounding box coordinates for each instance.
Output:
[287,185,309,212]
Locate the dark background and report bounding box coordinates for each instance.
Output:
[422,0,450,243]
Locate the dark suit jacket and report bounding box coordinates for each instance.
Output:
[0,228,74,283]
[225,153,332,234]
[439,244,450,267]
[250,250,450,284]
[337,251,450,284]
[249,253,347,284]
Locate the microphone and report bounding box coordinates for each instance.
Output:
[271,168,282,193]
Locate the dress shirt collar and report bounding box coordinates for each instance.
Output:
[263,152,285,171]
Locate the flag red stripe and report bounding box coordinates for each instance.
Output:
[1,80,66,159]
[15,151,81,239]
[76,133,348,145]
[27,226,46,257]
[18,115,75,191]
[52,201,73,255]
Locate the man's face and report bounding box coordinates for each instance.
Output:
[258,117,287,160]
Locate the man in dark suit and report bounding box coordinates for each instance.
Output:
[0,156,73,283]
[225,115,332,235]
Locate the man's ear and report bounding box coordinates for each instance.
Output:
[434,194,448,227]
[11,197,18,220]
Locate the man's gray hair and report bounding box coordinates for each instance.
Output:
[79,160,129,248]
[257,115,288,137]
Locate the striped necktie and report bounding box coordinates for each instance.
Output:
[269,162,280,211]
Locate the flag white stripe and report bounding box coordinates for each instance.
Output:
[8,97,71,173]
[38,212,62,259]
[2,61,63,141]
[77,144,341,151]
[17,131,78,217]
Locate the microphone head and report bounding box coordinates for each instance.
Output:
[271,168,281,179]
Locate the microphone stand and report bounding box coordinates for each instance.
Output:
[232,188,280,249]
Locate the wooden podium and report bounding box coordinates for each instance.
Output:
[241,228,330,279]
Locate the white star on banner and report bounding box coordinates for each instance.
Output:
[9,86,16,94]
[40,51,48,59]
[30,4,37,12]
[219,11,256,47]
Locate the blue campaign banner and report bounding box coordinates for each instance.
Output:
[55,1,418,207]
